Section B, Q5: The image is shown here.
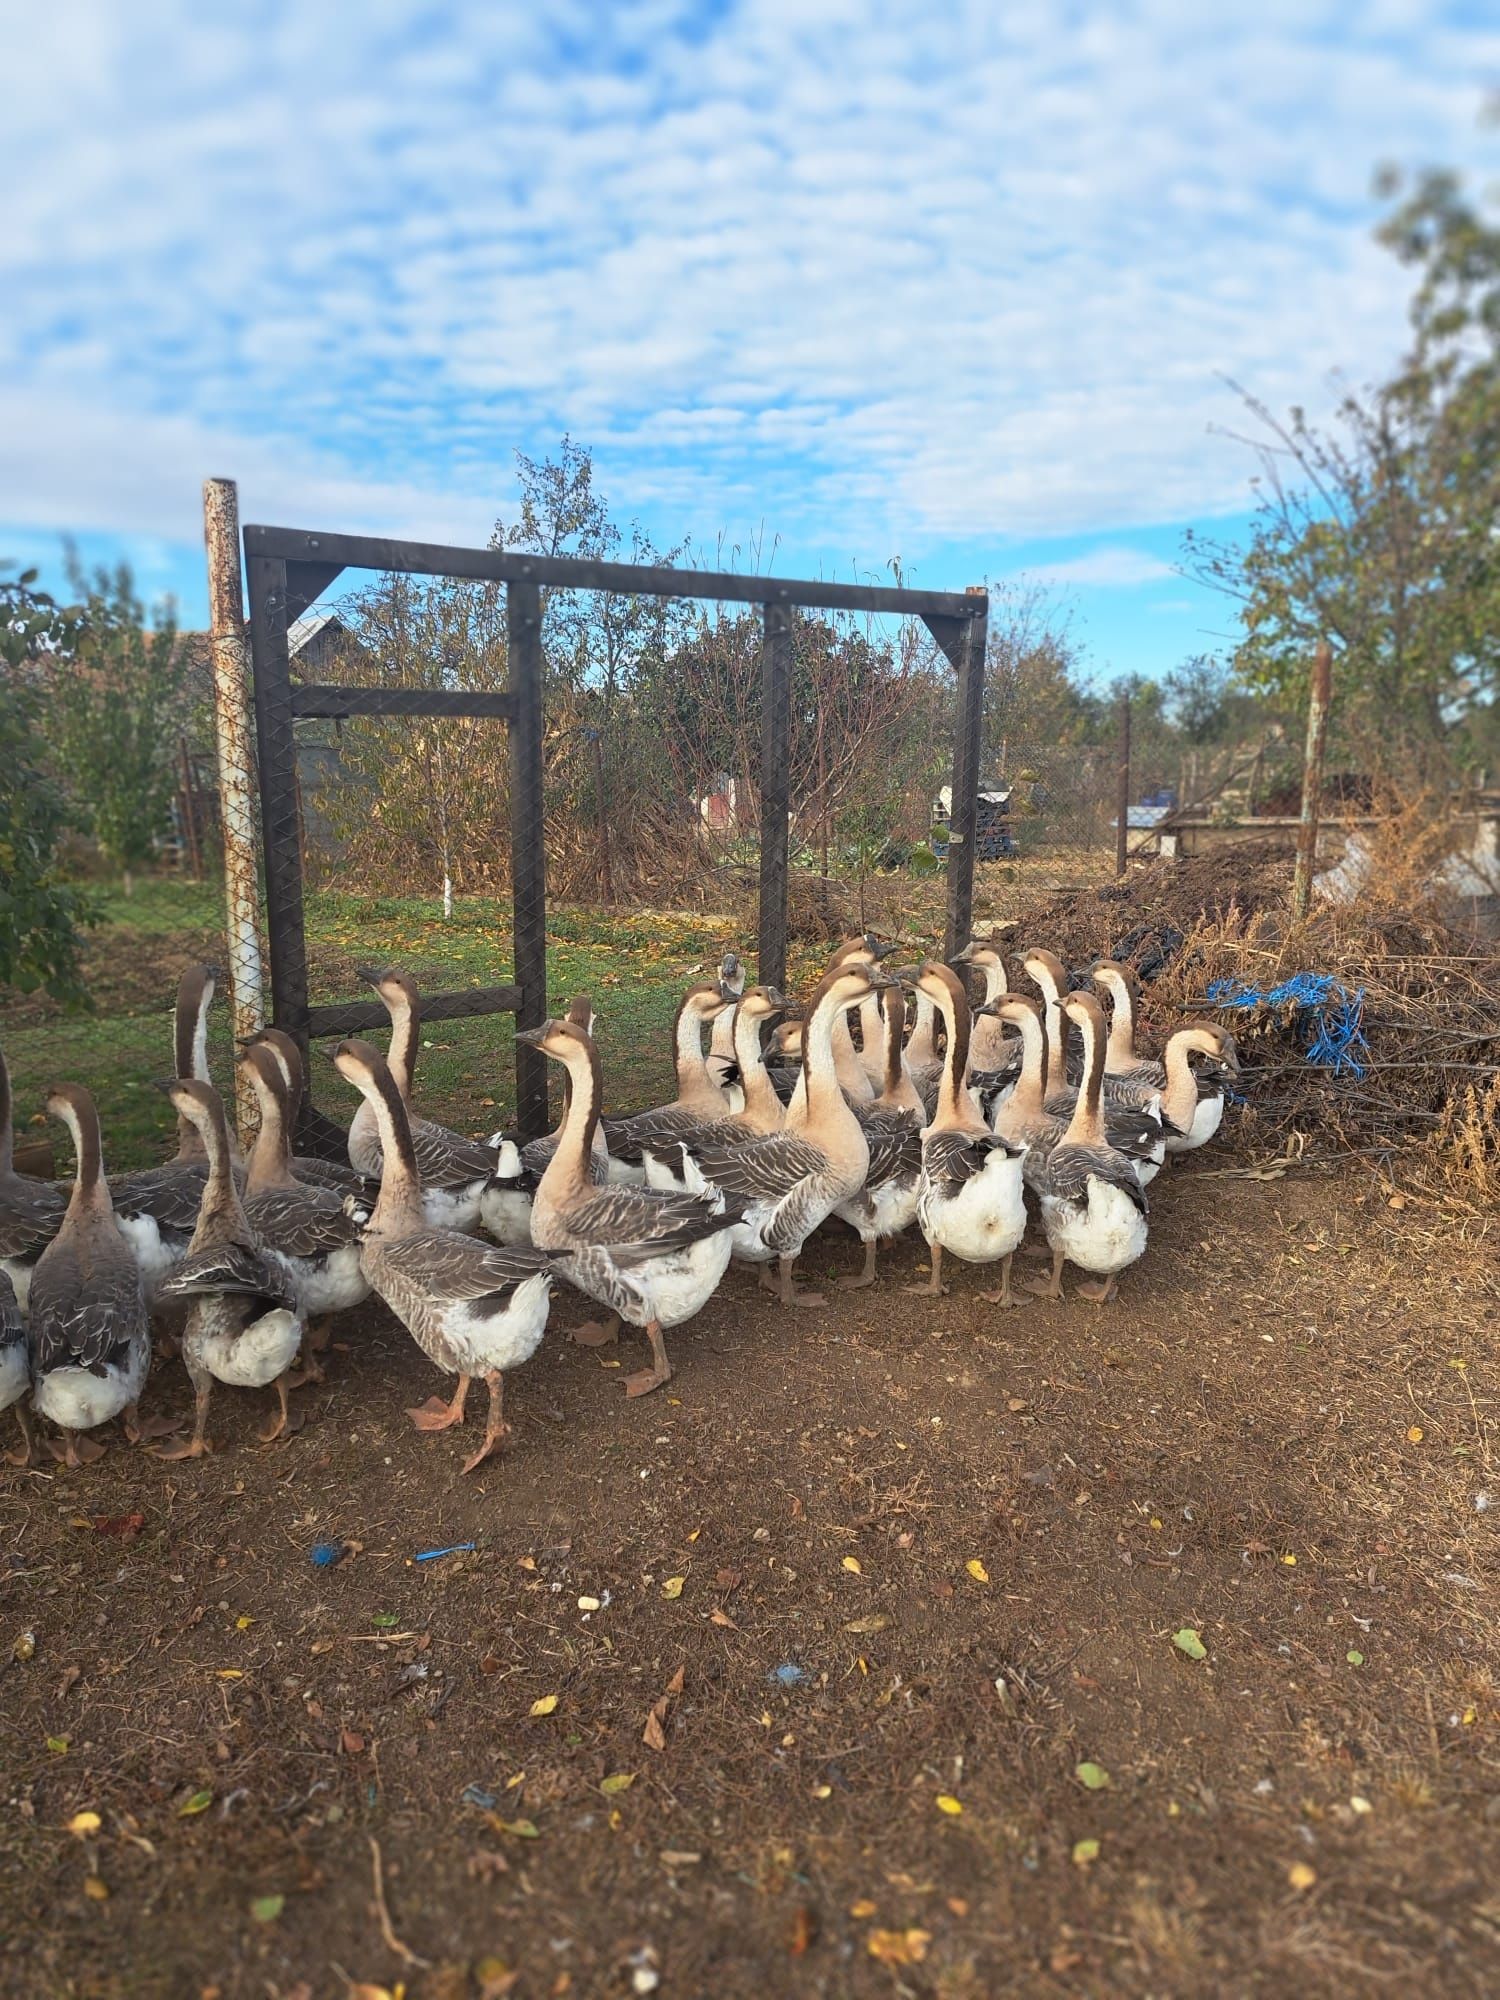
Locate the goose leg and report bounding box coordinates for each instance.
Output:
[904,1243,948,1297]
[569,1312,621,1348]
[839,1239,879,1291]
[461,1371,511,1473]
[408,1377,470,1431]
[287,1317,330,1389]
[3,1404,32,1467]
[981,1252,1029,1310]
[154,1384,213,1460]
[1075,1272,1119,1305]
[778,1254,824,1309]
[757,1261,779,1294]
[62,1431,108,1466]
[1022,1246,1066,1301]
[258,1372,294,1443]
[623,1322,672,1398]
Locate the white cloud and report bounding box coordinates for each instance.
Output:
[1023,548,1178,589]
[2,1,1496,562]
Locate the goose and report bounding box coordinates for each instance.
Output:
[480,997,609,1246]
[240,1045,369,1320]
[332,1040,556,1473]
[644,961,884,1308]
[988,992,1166,1192]
[599,980,735,1182]
[903,982,945,1116]
[831,982,925,1289]
[908,964,1028,1305]
[27,1086,150,1465]
[0,1269,29,1464]
[1024,992,1149,1305]
[348,968,499,1230]
[0,1042,67,1311]
[152,1080,306,1457]
[707,950,748,1111]
[1089,967,1239,1155]
[763,1016,804,1108]
[1022,948,1167,1184]
[953,942,1023,1110]
[518,1016,744,1397]
[640,985,790,1195]
[240,1026,379,1207]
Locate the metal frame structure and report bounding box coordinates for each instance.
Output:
[244,522,988,1142]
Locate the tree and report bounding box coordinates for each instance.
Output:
[1184,164,1500,767]
[0,566,95,1003]
[46,556,187,893]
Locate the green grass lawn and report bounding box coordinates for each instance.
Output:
[2,878,779,1176]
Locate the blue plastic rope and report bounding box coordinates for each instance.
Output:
[1204,972,1368,1079]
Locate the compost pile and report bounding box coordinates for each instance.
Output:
[1009,845,1500,1201]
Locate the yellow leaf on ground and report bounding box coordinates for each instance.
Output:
[842,1556,863,1574]
[67,1811,102,1837]
[1288,1862,1317,1892]
[528,1695,558,1718]
[966,1559,990,1583]
[661,1576,685,1599]
[83,1875,109,1900]
[600,1773,635,1795]
[867,1929,931,1967]
[935,1794,963,1816]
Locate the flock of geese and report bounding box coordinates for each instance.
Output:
[0,938,1238,1474]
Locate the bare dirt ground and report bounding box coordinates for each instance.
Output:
[4,1168,1498,2000]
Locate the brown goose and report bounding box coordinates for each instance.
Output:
[480,996,609,1245]
[27,1086,150,1465]
[988,993,1161,1187]
[1021,948,1167,1182]
[521,1016,744,1397]
[240,1026,378,1207]
[599,980,735,1180]
[348,968,499,1230]
[240,1046,369,1318]
[832,981,925,1289]
[153,1080,305,1458]
[0,1042,67,1311]
[332,1041,556,1473]
[1089,967,1239,1154]
[1025,993,1149,1305]
[706,949,747,1108]
[640,985,791,1196]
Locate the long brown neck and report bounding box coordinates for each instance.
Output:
[174,978,212,1158]
[1161,1033,1204,1132]
[58,1097,109,1222]
[547,1042,602,1197]
[674,1001,724,1113]
[930,984,973,1129]
[246,1070,296,1196]
[1102,976,1138,1070]
[386,997,418,1102]
[1006,1009,1048,1117]
[366,1066,425,1235]
[1062,1011,1105,1146]
[733,1008,783,1133]
[906,992,939,1066]
[193,1094,250,1247]
[830,1006,873,1100]
[792,986,859,1131]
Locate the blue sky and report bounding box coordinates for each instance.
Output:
[4,2,1495,682]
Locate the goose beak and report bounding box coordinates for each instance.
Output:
[868,937,898,961]
[514,1024,550,1049]
[973,1002,1000,1020]
[355,965,385,987]
[152,1077,180,1097]
[953,941,978,963]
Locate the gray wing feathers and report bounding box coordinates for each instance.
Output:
[30,1235,145,1374]
[375,1230,552,1305]
[1047,1142,1149,1217]
[160,1238,300,1312]
[246,1186,360,1260]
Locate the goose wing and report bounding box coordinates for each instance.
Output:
[0,1269,22,1350]
[112,1160,207,1233]
[158,1237,300,1312]
[375,1230,553,1305]
[923,1127,1023,1191]
[246,1185,361,1260]
[29,1234,145,1373]
[601,1107,706,1167]
[559,1184,741,1264]
[410,1118,497,1191]
[859,1110,923,1187]
[0,1176,67,1260]
[293,1155,379,1203]
[665,1131,829,1205]
[1046,1141,1149,1216]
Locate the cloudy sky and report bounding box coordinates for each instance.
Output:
[4,1,1495,676]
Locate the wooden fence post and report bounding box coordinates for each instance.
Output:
[1292,641,1334,920]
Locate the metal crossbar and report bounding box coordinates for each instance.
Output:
[244,521,988,1144]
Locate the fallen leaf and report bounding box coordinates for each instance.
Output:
[1407,1427,1423,1444]
[341,1729,367,1754]
[660,1850,701,1868]
[529,1695,559,1718]
[664,1666,685,1696]
[661,1577,685,1600]
[178,1790,213,1816]
[91,1513,145,1542]
[217,1669,244,1681]
[1173,1629,1208,1661]
[371,1612,400,1629]
[867,1929,931,1967]
[709,1608,738,1630]
[67,1810,102,1837]
[842,1556,863,1575]
[935,1794,963,1816]
[1281,1554,1298,1566]
[46,1736,69,1755]
[1072,1838,1100,1868]
[1345,1650,1365,1667]
[13,1630,36,1661]
[1287,1861,1317,1892]
[1074,1762,1111,1791]
[235,1615,254,1631]
[600,1773,635,1795]
[83,1875,109,1901]
[643,1711,668,1752]
[850,1898,878,1918]
[787,1904,818,1955]
[966,1559,990,1584]
[492,1818,540,1839]
[250,1894,285,1923]
[843,1614,889,1635]
[474,1957,519,1999]
[948,1897,969,1917]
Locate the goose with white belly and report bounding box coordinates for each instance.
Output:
[645,961,883,1308]
[599,981,735,1181]
[1090,964,1239,1155]
[240,1027,379,1208]
[152,1080,306,1457]
[27,1086,150,1465]
[832,982,925,1289]
[1022,947,1167,1183]
[519,1017,744,1398]
[481,998,610,1245]
[908,964,1028,1306]
[1025,992,1149,1305]
[0,1270,30,1464]
[349,969,498,1230]
[706,951,748,1111]
[953,942,1023,1114]
[240,1045,369,1321]
[641,985,790,1194]
[0,1042,67,1312]
[333,1040,556,1472]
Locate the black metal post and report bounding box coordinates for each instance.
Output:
[758,601,792,993]
[942,594,988,956]
[246,554,311,1047]
[508,579,548,1138]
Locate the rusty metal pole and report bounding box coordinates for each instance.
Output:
[1115,687,1131,878]
[589,728,614,904]
[203,477,265,1137]
[1292,641,1333,920]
